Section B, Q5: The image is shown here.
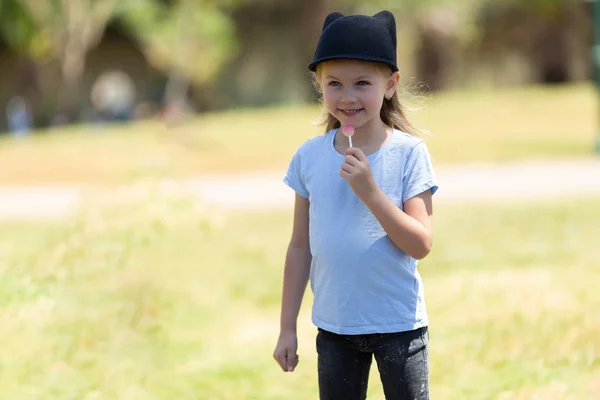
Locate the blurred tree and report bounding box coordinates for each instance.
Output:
[476,0,591,84]
[208,0,331,107]
[121,0,236,117]
[17,0,119,119]
[0,0,39,56]
[0,0,55,126]
[414,8,461,91]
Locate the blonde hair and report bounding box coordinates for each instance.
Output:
[311,64,421,136]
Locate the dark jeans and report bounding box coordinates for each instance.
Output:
[316,326,429,400]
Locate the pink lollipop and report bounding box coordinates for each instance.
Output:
[342,125,354,148]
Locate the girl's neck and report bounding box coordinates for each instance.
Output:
[348,119,390,148]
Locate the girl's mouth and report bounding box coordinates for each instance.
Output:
[341,108,363,117]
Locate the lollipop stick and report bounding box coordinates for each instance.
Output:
[348,136,352,148]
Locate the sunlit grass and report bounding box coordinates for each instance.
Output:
[0,83,595,185]
[0,193,598,399]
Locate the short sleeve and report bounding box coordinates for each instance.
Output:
[283,149,309,198]
[402,141,439,202]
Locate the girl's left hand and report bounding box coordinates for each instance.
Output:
[340,147,378,203]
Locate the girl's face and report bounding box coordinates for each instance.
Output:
[317,60,399,132]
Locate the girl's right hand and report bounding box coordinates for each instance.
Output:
[273,331,299,372]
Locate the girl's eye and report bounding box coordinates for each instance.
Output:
[328,81,341,87]
[357,81,370,86]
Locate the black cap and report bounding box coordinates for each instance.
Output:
[308,11,398,72]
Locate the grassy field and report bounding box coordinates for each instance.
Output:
[0,191,598,399]
[0,83,595,185]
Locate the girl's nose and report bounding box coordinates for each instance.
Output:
[340,88,357,103]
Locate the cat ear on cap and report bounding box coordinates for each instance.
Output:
[322,12,344,31]
[373,10,396,47]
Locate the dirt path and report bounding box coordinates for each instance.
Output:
[1,157,599,219]
[184,157,600,209]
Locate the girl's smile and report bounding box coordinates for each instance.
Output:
[341,108,363,117]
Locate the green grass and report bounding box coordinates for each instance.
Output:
[0,193,599,399]
[0,83,595,185]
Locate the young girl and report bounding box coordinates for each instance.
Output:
[273,10,438,400]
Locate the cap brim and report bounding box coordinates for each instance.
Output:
[308,54,398,72]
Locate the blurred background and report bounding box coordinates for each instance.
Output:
[0,0,599,399]
[0,0,595,130]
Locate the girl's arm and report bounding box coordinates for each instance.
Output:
[273,193,311,372]
[341,147,433,260]
[364,189,433,260]
[280,193,312,331]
